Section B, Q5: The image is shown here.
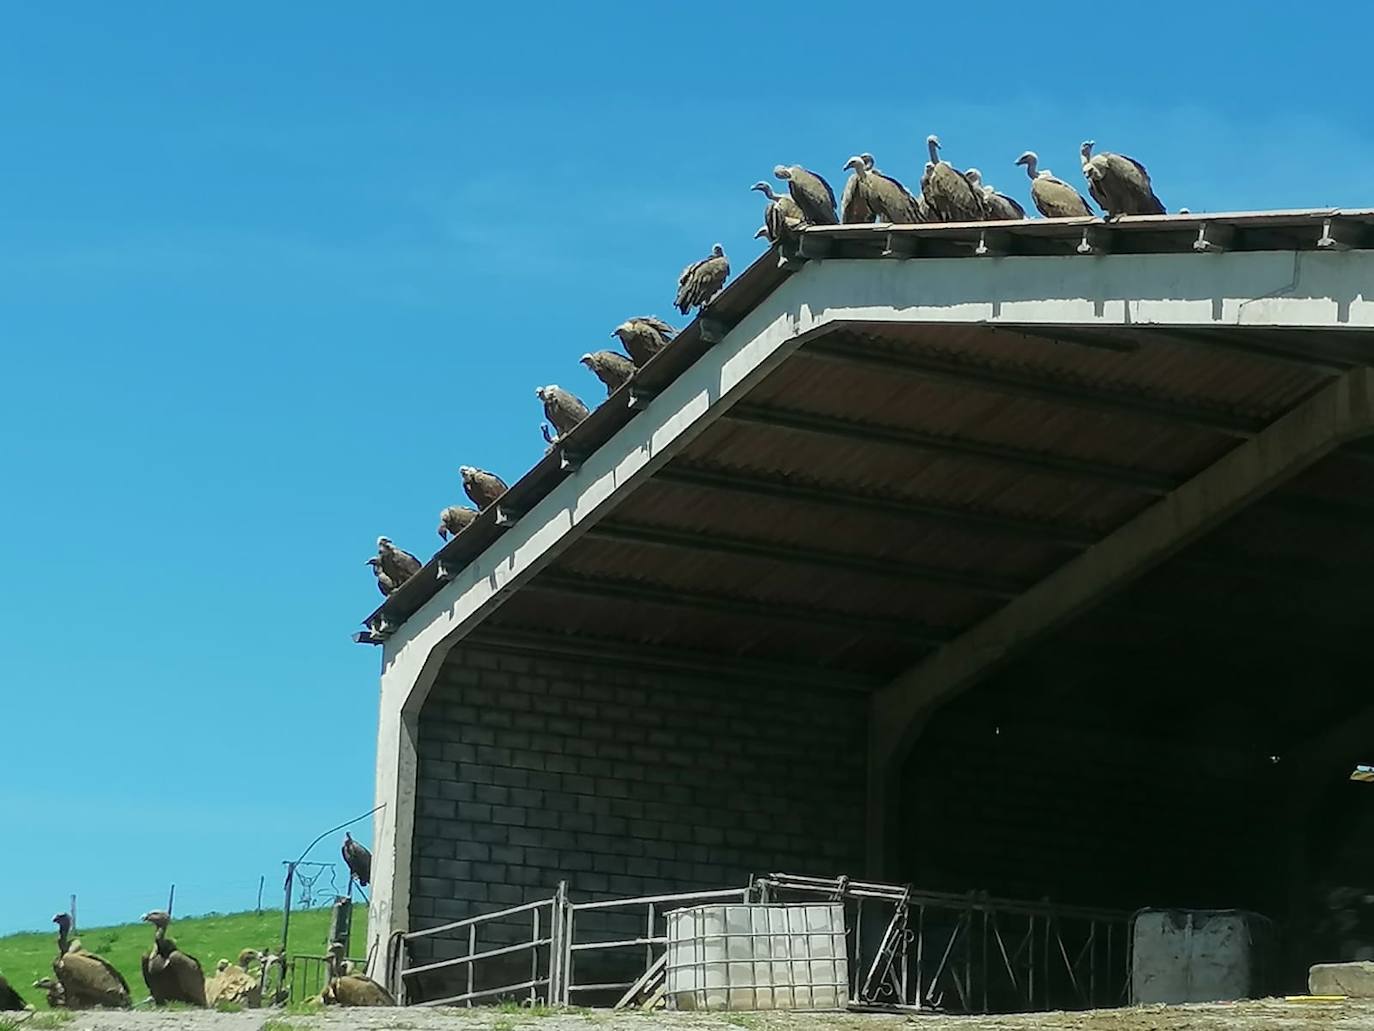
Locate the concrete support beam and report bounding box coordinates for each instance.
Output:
[866,367,1374,870]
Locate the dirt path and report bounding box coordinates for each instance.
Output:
[11,1001,1374,1031]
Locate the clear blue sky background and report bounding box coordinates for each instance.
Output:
[3,2,1372,935]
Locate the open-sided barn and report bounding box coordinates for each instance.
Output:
[357,210,1374,1007]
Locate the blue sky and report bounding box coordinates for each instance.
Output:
[2,2,1372,935]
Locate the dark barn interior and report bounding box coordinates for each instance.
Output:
[386,313,1374,1004]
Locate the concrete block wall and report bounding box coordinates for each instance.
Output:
[406,642,867,1000]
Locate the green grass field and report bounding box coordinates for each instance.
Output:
[0,906,368,1010]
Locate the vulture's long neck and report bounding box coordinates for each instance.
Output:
[57,927,69,956]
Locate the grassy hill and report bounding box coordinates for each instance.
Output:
[0,906,368,1010]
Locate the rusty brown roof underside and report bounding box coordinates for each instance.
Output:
[472,320,1374,701]
[362,212,1374,744]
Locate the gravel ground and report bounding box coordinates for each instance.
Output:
[9,1001,1374,1031]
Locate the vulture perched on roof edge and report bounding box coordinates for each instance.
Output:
[366,557,397,596]
[843,154,921,224]
[437,504,478,540]
[52,913,131,1010]
[613,316,676,367]
[460,466,508,510]
[141,910,206,1007]
[0,974,25,1010]
[375,537,421,591]
[1015,152,1094,218]
[321,942,394,1006]
[1080,141,1165,217]
[920,135,986,223]
[750,182,806,243]
[964,169,1026,221]
[343,832,372,887]
[840,153,875,224]
[675,245,730,315]
[536,385,590,440]
[773,165,837,225]
[580,350,635,395]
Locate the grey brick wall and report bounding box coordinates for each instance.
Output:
[407,643,867,1001]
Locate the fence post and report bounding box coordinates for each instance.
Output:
[257,876,265,916]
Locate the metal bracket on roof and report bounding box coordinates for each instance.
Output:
[494,505,524,528]
[558,448,586,473]
[366,615,396,640]
[1318,217,1368,251]
[881,233,919,258]
[627,388,658,411]
[436,559,463,583]
[1076,224,1111,256]
[975,230,1010,257]
[777,243,805,270]
[1193,223,1235,254]
[698,317,730,345]
[797,233,833,260]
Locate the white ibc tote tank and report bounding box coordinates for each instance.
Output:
[664,903,849,1011]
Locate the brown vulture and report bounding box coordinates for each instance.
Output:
[52,913,131,1010]
[437,504,477,540]
[206,950,261,1008]
[342,832,372,887]
[536,385,590,440]
[612,316,677,367]
[772,164,837,224]
[365,557,397,596]
[580,350,635,395]
[1014,152,1094,218]
[460,466,508,510]
[0,974,25,1010]
[33,977,65,1008]
[842,154,921,223]
[750,182,806,243]
[375,537,421,590]
[840,153,875,224]
[321,942,394,1006]
[921,135,986,222]
[1080,140,1165,217]
[963,169,1026,221]
[675,244,730,315]
[141,910,207,1007]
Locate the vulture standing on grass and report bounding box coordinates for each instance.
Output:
[342,832,372,887]
[750,182,806,243]
[1080,141,1165,217]
[437,504,478,540]
[1014,152,1094,218]
[920,135,986,223]
[579,350,635,395]
[52,913,131,1010]
[460,466,508,510]
[773,165,837,225]
[321,942,394,1007]
[365,557,397,596]
[842,155,922,223]
[141,910,206,1007]
[375,537,421,590]
[206,950,262,1008]
[675,244,730,315]
[964,169,1026,221]
[34,977,65,1008]
[536,385,590,440]
[0,974,25,1010]
[612,316,677,367]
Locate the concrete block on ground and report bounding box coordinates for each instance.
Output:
[1310,961,1374,997]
